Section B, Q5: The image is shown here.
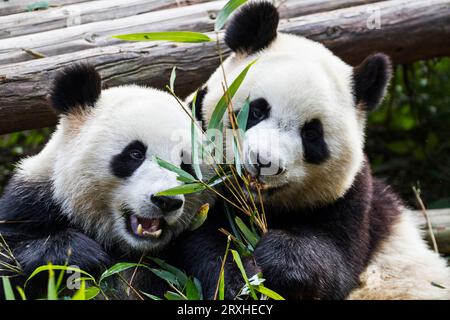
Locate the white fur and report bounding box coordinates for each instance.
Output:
[349,210,450,300]
[17,85,203,252]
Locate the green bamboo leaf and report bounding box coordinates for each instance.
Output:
[150,258,188,287]
[230,250,257,300]
[169,66,177,92]
[235,216,259,248]
[154,156,196,182]
[47,266,57,300]
[208,60,257,131]
[1,277,15,300]
[71,280,86,300]
[84,286,101,300]
[16,287,27,300]
[189,203,210,231]
[141,292,163,300]
[218,269,225,300]
[26,265,95,287]
[194,278,203,300]
[113,31,212,43]
[100,262,145,283]
[185,278,202,300]
[150,269,179,287]
[254,285,285,300]
[164,291,186,300]
[215,0,248,31]
[191,91,203,180]
[236,97,250,131]
[156,182,206,196]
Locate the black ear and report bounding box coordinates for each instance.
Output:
[354,53,392,111]
[225,1,279,55]
[49,63,101,114]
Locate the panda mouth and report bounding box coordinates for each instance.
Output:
[129,214,164,239]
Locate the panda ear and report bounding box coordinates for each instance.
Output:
[353,53,392,111]
[49,63,101,114]
[225,1,279,55]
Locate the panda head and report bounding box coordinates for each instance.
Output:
[42,64,202,252]
[198,2,392,208]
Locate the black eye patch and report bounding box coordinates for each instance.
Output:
[246,98,270,130]
[110,140,147,178]
[301,119,330,165]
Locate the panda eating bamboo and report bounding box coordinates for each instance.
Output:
[177,1,450,300]
[0,64,210,298]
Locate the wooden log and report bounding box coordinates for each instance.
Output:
[0,0,89,16]
[0,0,449,134]
[0,0,212,40]
[414,209,450,255]
[0,0,388,65]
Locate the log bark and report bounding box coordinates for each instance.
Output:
[0,0,388,65]
[0,0,449,134]
[0,0,89,16]
[414,209,450,255]
[0,0,212,40]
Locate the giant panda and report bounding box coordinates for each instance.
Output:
[178,1,450,299]
[0,64,208,299]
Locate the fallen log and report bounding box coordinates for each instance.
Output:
[0,0,449,134]
[0,0,211,40]
[414,209,450,255]
[0,0,89,16]
[0,0,388,65]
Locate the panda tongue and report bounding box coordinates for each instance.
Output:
[138,217,161,232]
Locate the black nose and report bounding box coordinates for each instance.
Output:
[248,150,284,176]
[151,195,183,212]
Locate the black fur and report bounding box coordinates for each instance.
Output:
[110,140,147,179]
[225,1,279,55]
[0,180,112,298]
[354,53,392,110]
[188,86,208,125]
[247,98,271,130]
[175,159,402,299]
[49,63,101,114]
[301,119,330,164]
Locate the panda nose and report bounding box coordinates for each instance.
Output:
[248,151,284,177]
[151,195,183,212]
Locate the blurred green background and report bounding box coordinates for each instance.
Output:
[1,58,449,209]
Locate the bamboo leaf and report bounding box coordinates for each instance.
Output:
[155,182,206,196]
[208,60,257,131]
[185,278,202,300]
[235,216,259,248]
[47,265,57,300]
[26,265,95,287]
[230,250,257,300]
[150,269,179,287]
[71,280,86,300]
[236,97,250,131]
[1,277,15,300]
[113,32,212,43]
[141,292,163,300]
[150,258,188,287]
[254,285,285,300]
[191,91,203,180]
[215,0,248,31]
[154,156,196,182]
[189,203,210,231]
[100,262,145,283]
[194,278,203,300]
[164,291,186,300]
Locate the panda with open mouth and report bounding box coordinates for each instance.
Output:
[0,64,210,298]
[178,1,450,300]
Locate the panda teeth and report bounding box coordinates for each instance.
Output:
[137,224,144,235]
[143,229,162,238]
